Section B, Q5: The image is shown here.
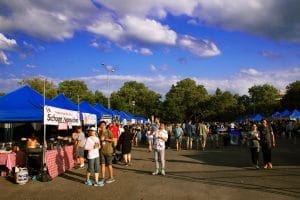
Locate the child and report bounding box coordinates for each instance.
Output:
[84,127,103,186]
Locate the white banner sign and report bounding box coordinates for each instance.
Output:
[101,114,112,124]
[82,112,97,126]
[44,106,80,126]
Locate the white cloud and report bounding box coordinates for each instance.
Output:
[90,41,99,48]
[240,68,261,76]
[195,67,300,95]
[95,0,300,42]
[90,40,112,52]
[260,50,281,60]
[87,17,124,42]
[149,64,157,72]
[193,0,300,42]
[78,67,300,97]
[1,67,299,97]
[139,48,153,56]
[1,0,299,44]
[0,0,97,41]
[0,51,10,65]
[0,33,18,65]
[93,0,198,18]
[0,33,18,50]
[177,35,221,57]
[122,15,177,45]
[26,64,36,68]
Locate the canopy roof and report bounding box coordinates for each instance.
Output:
[94,103,114,117]
[0,85,148,124]
[290,109,300,119]
[51,94,78,111]
[0,85,55,122]
[248,114,263,121]
[79,101,101,120]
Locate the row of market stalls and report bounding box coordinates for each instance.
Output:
[237,109,300,122]
[0,85,147,180]
[0,85,148,126]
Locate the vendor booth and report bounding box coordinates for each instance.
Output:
[0,85,80,179]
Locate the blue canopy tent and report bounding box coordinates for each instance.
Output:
[134,116,148,124]
[79,101,101,126]
[111,110,129,122]
[0,85,56,122]
[0,85,76,169]
[290,109,300,119]
[280,109,291,118]
[250,114,263,122]
[271,111,281,118]
[94,104,114,117]
[79,101,101,117]
[51,94,78,112]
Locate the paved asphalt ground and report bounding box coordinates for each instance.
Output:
[0,137,299,200]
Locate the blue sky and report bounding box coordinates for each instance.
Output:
[0,0,299,97]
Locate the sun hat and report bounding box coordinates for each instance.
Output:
[88,127,97,131]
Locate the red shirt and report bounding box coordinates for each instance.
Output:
[110,125,119,138]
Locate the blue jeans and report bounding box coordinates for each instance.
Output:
[87,157,100,173]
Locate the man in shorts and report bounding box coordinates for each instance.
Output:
[99,121,115,184]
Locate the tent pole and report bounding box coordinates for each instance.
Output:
[43,79,46,166]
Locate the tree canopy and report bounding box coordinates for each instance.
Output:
[281,81,300,110]
[12,77,299,123]
[111,81,161,118]
[19,78,57,98]
[248,84,280,116]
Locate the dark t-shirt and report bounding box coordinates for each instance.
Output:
[259,126,273,145]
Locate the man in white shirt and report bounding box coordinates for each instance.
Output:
[152,123,168,176]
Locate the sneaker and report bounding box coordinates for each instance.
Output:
[254,165,259,170]
[161,170,166,176]
[105,178,115,184]
[94,181,104,187]
[152,170,159,175]
[84,179,93,186]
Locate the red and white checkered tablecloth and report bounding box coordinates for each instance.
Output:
[46,146,74,178]
[0,151,26,172]
[0,153,16,171]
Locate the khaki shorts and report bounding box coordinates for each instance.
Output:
[112,138,118,148]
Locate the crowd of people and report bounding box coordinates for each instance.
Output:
[71,117,299,186]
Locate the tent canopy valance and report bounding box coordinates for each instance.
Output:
[0,85,80,126]
[0,85,148,125]
[0,85,54,122]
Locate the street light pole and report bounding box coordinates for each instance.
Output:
[102,63,115,109]
[132,100,135,114]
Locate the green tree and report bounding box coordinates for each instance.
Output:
[281,81,300,110]
[111,81,161,118]
[204,89,238,121]
[0,92,5,96]
[163,78,208,122]
[236,95,250,116]
[248,84,280,116]
[19,77,57,98]
[58,80,93,103]
[94,90,107,106]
